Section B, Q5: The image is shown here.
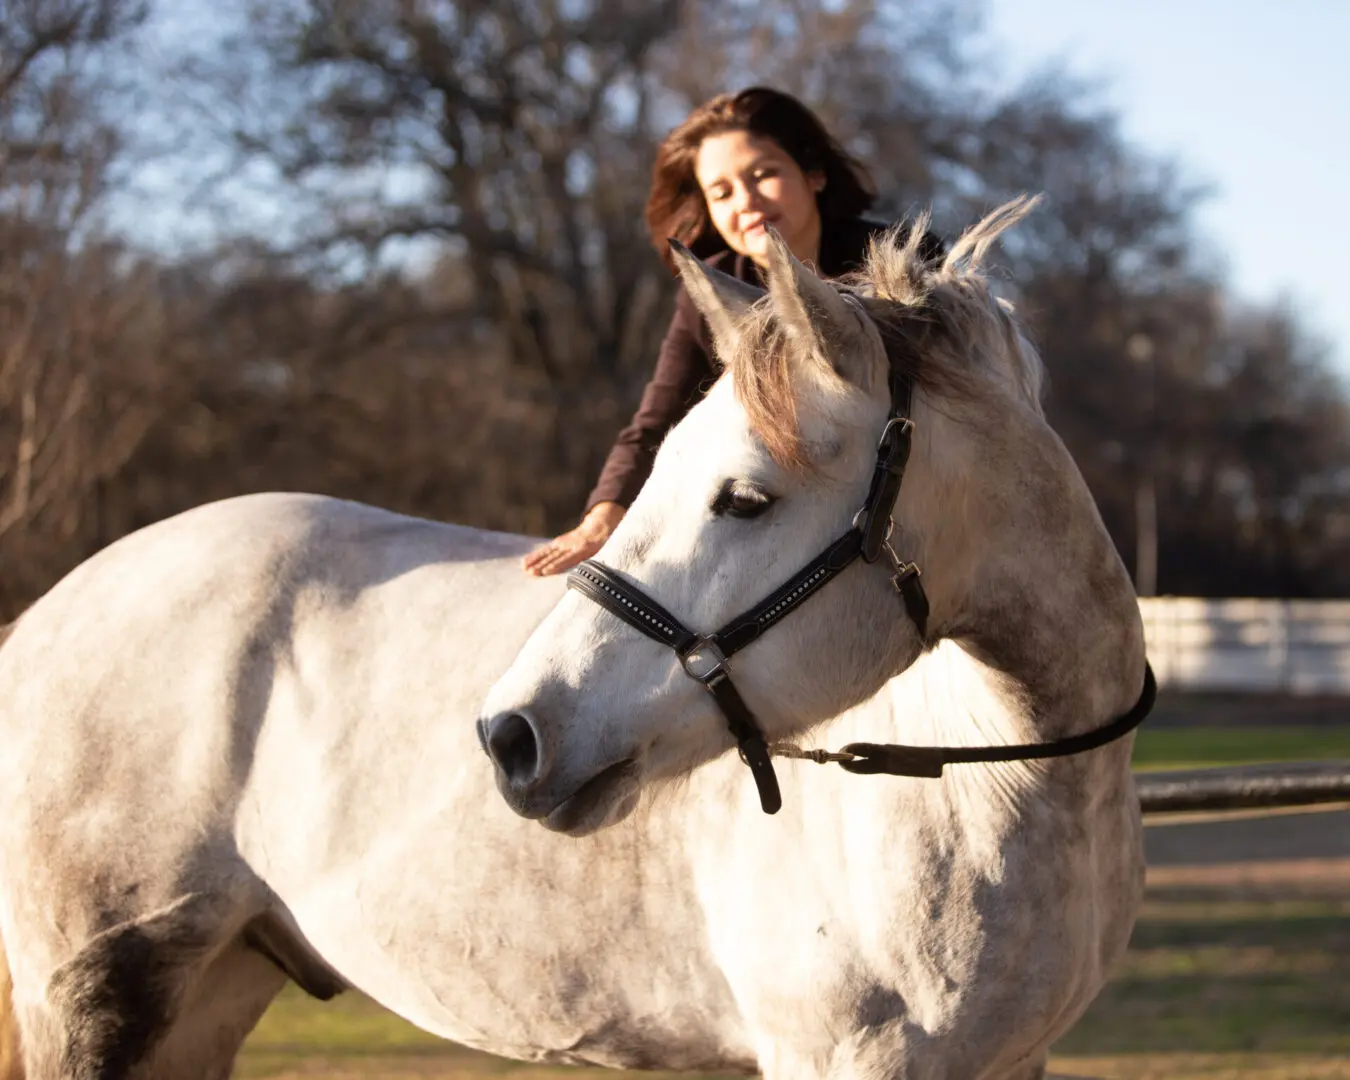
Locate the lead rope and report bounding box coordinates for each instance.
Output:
[769,661,1157,779]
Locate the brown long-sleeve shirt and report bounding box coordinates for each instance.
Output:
[584,216,945,514]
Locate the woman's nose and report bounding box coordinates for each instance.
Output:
[738,184,763,211]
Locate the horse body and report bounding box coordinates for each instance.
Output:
[0,492,736,1075]
[0,489,1141,1079]
[0,200,1149,1079]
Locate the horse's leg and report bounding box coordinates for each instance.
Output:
[143,907,348,1079]
[15,886,343,1080]
[133,937,289,1079]
[10,890,245,1080]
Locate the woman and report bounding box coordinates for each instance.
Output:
[523,85,944,576]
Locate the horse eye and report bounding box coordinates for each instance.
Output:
[711,480,777,519]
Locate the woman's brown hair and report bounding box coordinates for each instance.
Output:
[645,86,877,273]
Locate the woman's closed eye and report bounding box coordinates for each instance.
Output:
[711,480,777,519]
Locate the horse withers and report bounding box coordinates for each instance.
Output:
[0,198,1147,1079]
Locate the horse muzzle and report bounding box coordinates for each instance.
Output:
[479,708,641,835]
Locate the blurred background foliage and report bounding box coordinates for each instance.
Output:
[1,0,1346,618]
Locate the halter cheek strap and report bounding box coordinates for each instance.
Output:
[569,365,930,814]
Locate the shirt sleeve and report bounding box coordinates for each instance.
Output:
[583,285,717,514]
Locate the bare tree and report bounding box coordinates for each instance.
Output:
[0,0,176,613]
[178,0,683,383]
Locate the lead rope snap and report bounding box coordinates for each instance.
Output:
[771,744,860,765]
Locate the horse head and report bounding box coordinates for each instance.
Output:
[478,196,1134,836]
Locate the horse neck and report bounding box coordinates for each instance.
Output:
[906,395,1148,744]
[808,638,1121,859]
[818,640,1040,766]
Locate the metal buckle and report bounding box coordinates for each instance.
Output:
[679,637,728,683]
[851,507,895,539]
[876,416,914,459]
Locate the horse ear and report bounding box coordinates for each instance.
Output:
[760,225,879,391]
[668,239,763,361]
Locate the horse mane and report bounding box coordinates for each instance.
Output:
[729,195,1047,472]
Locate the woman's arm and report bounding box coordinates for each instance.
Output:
[583,286,716,513]
[523,286,716,576]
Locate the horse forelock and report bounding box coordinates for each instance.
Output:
[726,305,864,476]
[729,316,804,472]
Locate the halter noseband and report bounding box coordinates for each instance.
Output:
[566,313,1155,815]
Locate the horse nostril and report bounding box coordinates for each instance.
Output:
[486,712,541,786]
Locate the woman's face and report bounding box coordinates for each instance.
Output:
[694,129,825,267]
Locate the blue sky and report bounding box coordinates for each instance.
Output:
[980,0,1349,385]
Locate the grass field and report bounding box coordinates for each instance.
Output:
[1131,725,1350,771]
[235,726,1350,1079]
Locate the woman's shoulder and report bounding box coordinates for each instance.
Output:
[825,214,947,274]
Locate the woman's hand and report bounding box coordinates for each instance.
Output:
[522,502,626,577]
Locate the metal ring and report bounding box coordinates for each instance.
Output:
[679,637,728,683]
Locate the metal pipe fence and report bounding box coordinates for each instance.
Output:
[1135,759,1350,815]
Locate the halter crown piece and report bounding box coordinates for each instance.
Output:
[567,327,1155,815]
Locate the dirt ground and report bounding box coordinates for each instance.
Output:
[1145,806,1350,869]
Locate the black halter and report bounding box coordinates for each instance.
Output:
[567,352,1155,815]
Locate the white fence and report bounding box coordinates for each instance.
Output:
[1139,597,1350,694]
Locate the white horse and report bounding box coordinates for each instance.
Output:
[0,197,1148,1080]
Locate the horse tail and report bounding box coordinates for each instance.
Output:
[0,619,25,1080]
